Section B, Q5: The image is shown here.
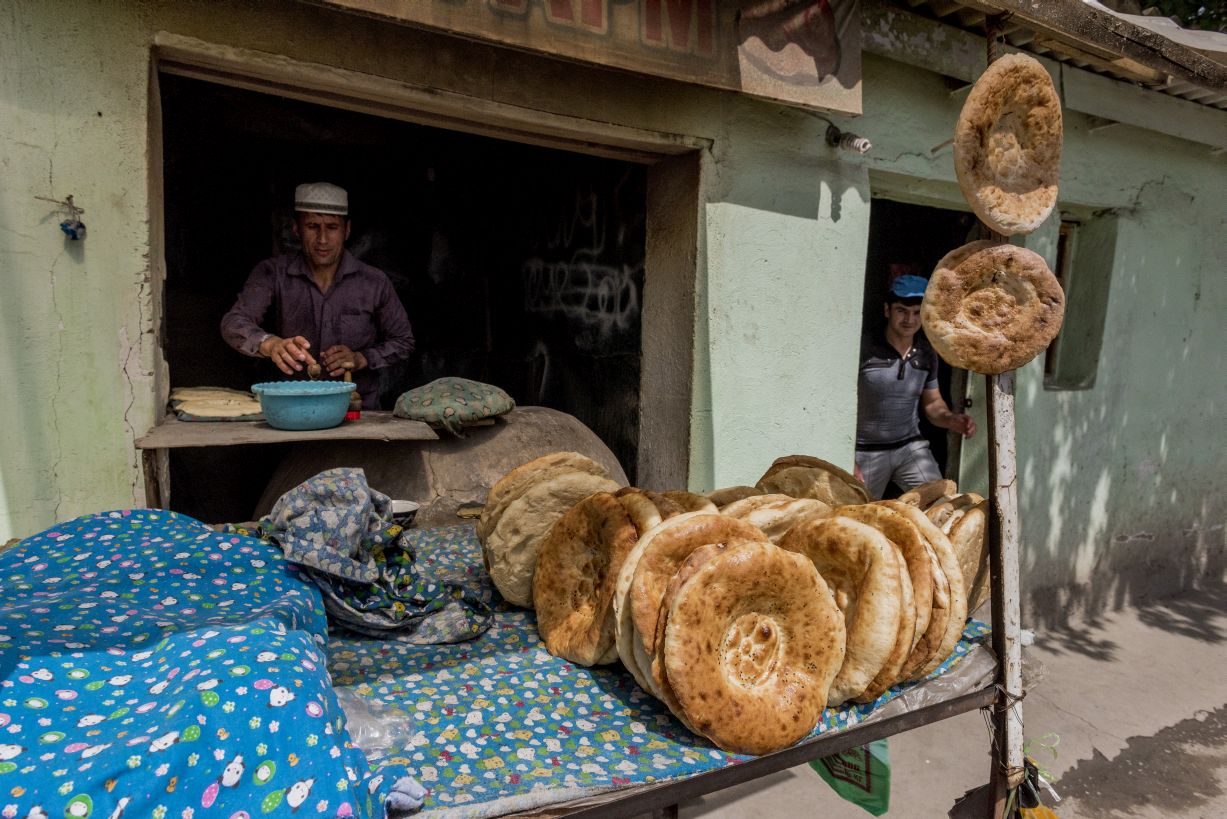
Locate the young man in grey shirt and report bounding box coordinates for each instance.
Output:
[854,274,975,499]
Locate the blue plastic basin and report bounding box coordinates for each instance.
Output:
[251,381,356,430]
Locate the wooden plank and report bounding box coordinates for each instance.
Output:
[153,33,711,167]
[987,370,1026,817]
[517,686,997,817]
[135,412,438,449]
[1063,68,1227,151]
[955,0,1227,90]
[861,0,1227,151]
[303,0,862,115]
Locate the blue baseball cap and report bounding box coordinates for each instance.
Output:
[888,274,929,299]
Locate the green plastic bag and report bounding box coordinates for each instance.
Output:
[810,739,891,816]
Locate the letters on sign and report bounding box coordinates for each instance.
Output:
[313,0,861,114]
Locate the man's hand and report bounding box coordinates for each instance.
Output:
[322,345,368,377]
[259,335,316,375]
[947,413,976,438]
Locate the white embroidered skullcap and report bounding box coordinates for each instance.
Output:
[294,182,348,216]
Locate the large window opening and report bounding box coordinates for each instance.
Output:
[860,197,980,495]
[160,74,649,521]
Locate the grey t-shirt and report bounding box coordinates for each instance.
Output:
[856,333,940,448]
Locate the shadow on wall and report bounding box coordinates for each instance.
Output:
[1006,179,1226,642]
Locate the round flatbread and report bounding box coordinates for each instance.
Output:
[925,496,958,529]
[898,479,957,509]
[663,540,845,755]
[533,493,640,666]
[950,500,990,614]
[757,462,869,507]
[613,511,710,694]
[726,497,832,543]
[485,471,620,608]
[660,490,719,514]
[719,493,797,520]
[779,516,903,706]
[877,501,968,680]
[954,52,1062,236]
[630,513,769,657]
[921,241,1065,375]
[705,486,764,508]
[478,452,610,544]
[649,541,734,731]
[833,504,934,651]
[616,491,665,536]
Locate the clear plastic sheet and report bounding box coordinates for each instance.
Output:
[859,643,998,727]
[335,685,418,760]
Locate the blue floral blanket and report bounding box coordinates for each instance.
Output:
[0,509,414,818]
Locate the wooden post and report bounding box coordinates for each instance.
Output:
[944,367,970,482]
[987,370,1026,817]
[982,15,1026,818]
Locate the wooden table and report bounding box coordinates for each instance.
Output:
[135,412,438,508]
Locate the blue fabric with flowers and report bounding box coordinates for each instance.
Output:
[249,468,491,645]
[0,508,415,818]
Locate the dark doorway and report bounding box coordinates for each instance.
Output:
[160,74,647,522]
[860,197,978,495]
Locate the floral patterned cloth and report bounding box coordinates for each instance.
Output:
[392,379,515,437]
[328,525,993,818]
[0,508,417,818]
[251,469,491,645]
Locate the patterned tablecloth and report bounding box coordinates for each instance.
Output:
[328,525,992,818]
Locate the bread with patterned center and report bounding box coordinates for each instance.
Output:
[921,241,1065,375]
[662,540,845,755]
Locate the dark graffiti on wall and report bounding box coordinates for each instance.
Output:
[521,171,645,355]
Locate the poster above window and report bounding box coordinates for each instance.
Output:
[306,0,862,115]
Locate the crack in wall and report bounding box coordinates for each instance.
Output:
[49,248,66,522]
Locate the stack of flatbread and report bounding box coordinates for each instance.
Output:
[170,386,262,421]
[485,452,981,757]
[779,499,969,705]
[477,452,621,608]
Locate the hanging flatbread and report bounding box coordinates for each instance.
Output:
[779,516,903,706]
[921,241,1065,374]
[485,471,620,608]
[662,540,845,755]
[705,485,765,508]
[478,452,611,544]
[533,493,639,666]
[954,52,1062,236]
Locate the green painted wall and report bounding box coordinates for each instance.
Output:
[1,2,1222,622]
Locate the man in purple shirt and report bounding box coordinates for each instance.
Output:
[221,182,414,409]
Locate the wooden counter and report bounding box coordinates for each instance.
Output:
[136,412,438,507]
